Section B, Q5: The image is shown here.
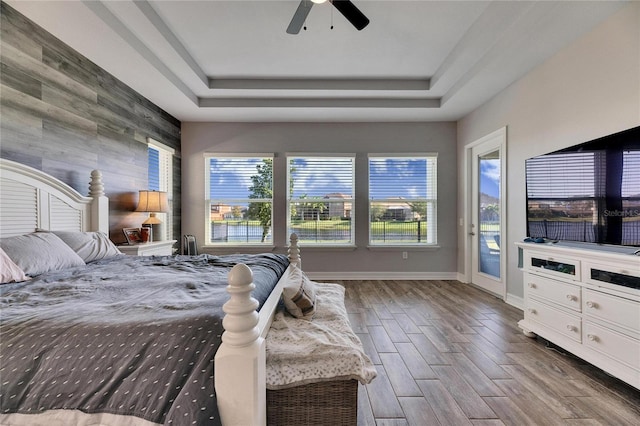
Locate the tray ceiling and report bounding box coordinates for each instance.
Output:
[6,0,626,122]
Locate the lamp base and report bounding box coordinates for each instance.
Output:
[142,213,164,242]
[141,224,153,242]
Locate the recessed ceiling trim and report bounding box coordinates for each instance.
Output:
[134,0,209,87]
[430,1,533,91]
[198,97,441,108]
[82,0,198,105]
[208,78,430,91]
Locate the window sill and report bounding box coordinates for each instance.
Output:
[296,245,357,252]
[201,245,276,255]
[367,245,440,251]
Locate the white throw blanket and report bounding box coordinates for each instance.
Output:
[266,282,377,389]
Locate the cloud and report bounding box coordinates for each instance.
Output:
[480,160,500,185]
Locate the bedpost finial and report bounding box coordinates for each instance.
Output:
[228,263,253,288]
[222,264,260,347]
[288,233,300,266]
[89,170,105,197]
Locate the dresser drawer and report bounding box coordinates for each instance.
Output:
[583,289,640,337]
[584,322,640,372]
[525,272,581,311]
[524,251,581,281]
[526,298,581,343]
[583,261,640,293]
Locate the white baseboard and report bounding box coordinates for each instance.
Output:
[456,272,468,283]
[505,293,524,310]
[305,271,459,281]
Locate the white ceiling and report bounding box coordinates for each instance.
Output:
[7,0,626,122]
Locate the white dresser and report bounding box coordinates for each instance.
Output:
[516,241,640,390]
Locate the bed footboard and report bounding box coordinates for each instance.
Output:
[215,263,266,426]
[215,234,299,426]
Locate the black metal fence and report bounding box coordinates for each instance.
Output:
[370,221,427,243]
[211,221,270,243]
[529,219,640,245]
[290,221,352,243]
[210,220,431,244]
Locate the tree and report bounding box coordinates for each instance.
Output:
[247,159,273,242]
[481,203,500,222]
[407,201,427,220]
[370,204,386,221]
[299,195,327,221]
[231,205,242,219]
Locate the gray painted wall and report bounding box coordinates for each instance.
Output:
[181,122,458,279]
[0,2,182,244]
[457,3,640,303]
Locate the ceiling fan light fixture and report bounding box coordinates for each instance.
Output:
[287,0,368,34]
[311,0,327,3]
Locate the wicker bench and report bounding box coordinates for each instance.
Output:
[267,379,358,425]
[265,282,374,426]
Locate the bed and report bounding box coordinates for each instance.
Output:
[0,158,375,426]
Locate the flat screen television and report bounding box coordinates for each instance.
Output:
[525,125,640,247]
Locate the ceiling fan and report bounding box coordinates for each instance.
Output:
[286,0,370,34]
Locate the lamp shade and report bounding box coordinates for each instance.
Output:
[135,190,169,213]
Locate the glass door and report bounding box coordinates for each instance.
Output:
[478,150,501,278]
[470,135,505,297]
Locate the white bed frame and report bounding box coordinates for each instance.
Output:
[0,158,298,426]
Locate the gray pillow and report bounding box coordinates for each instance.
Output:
[50,231,122,263]
[282,265,317,320]
[0,232,85,276]
[0,247,30,284]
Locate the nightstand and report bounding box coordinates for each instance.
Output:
[118,240,177,256]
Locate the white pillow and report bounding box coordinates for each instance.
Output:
[282,265,317,320]
[0,247,30,284]
[0,232,85,276]
[50,231,122,263]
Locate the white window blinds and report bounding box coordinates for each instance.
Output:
[205,155,273,244]
[287,156,354,244]
[368,155,437,245]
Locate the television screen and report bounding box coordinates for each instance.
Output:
[525,126,640,247]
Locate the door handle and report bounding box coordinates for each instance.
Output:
[469,232,476,236]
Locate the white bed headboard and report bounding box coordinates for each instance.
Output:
[0,159,109,238]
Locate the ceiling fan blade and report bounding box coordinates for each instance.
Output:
[331,0,369,31]
[286,0,314,34]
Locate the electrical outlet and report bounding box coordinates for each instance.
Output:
[402,251,408,259]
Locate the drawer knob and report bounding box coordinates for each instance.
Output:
[586,301,598,309]
[566,294,576,301]
[528,283,536,289]
[587,334,598,342]
[566,325,576,332]
[527,308,536,315]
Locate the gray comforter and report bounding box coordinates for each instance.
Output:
[0,253,289,425]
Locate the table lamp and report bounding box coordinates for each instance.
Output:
[135,190,169,241]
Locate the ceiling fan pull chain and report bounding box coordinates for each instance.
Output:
[331,4,334,29]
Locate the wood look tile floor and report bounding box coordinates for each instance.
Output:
[334,280,640,426]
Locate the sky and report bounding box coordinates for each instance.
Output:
[480,159,500,199]
[209,157,438,200]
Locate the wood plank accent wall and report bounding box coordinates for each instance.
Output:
[0,1,182,245]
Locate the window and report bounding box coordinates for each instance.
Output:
[205,155,273,245]
[287,155,355,245]
[147,139,174,241]
[368,155,437,245]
